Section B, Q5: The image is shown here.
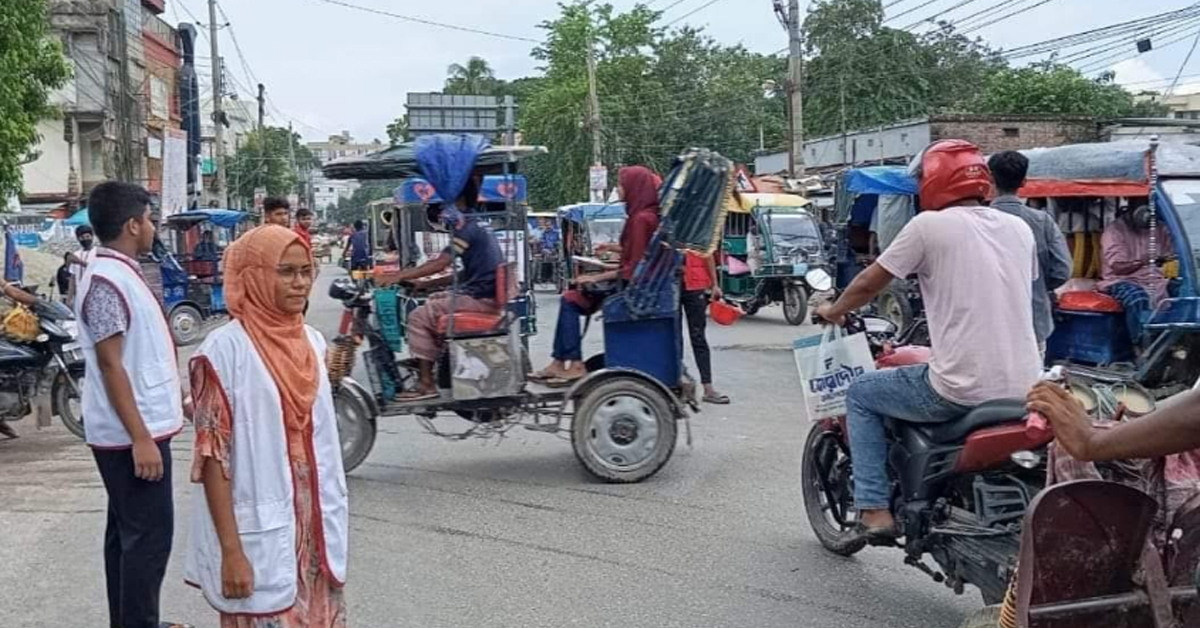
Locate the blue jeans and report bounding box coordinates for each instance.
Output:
[552,299,588,361]
[845,365,969,510]
[1105,281,1150,344]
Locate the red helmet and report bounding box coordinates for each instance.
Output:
[909,140,993,211]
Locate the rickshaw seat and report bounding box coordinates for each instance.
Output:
[1058,290,1123,313]
[436,263,512,337]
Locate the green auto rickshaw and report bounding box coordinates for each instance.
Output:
[719,193,833,325]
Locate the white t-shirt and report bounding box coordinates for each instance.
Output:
[877,206,1042,406]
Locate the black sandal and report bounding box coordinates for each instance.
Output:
[703,392,730,405]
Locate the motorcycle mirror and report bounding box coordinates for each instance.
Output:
[805,268,833,292]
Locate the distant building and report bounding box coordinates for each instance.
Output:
[1138,92,1200,121]
[306,132,379,221]
[754,114,1099,174]
[21,0,185,208]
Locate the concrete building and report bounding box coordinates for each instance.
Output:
[1137,92,1200,121]
[21,0,183,209]
[754,114,1099,174]
[306,133,379,221]
[199,95,256,207]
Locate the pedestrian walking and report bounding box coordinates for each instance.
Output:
[76,182,189,628]
[186,225,349,627]
[682,250,729,404]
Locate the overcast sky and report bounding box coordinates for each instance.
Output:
[172,0,1199,143]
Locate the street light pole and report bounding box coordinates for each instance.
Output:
[787,0,804,177]
[207,0,228,206]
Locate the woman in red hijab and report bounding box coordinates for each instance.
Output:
[532,166,662,383]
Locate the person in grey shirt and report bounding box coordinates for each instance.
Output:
[987,151,1073,351]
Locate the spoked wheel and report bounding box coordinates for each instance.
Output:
[53,370,85,440]
[801,422,866,556]
[783,284,808,326]
[169,305,205,346]
[572,376,677,483]
[335,385,376,473]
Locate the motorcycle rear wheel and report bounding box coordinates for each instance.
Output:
[801,422,866,556]
[53,371,85,440]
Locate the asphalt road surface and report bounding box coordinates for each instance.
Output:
[0,266,978,628]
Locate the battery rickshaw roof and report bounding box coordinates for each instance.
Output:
[322,142,547,180]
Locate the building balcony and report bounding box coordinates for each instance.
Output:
[142,0,166,15]
[142,12,179,53]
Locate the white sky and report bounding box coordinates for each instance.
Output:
[172,0,1199,142]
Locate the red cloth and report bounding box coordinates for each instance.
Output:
[293,224,312,247]
[683,252,713,291]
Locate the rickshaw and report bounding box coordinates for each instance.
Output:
[158,209,253,345]
[321,136,732,482]
[719,192,832,324]
[1026,139,1200,399]
[555,202,626,293]
[830,166,922,332]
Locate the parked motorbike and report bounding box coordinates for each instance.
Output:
[0,294,86,438]
[801,312,1049,604]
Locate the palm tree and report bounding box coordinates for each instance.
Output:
[445,56,497,95]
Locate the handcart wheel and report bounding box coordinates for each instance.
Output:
[169,304,205,346]
[572,376,676,483]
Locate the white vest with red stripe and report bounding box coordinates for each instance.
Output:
[75,250,183,447]
[184,320,349,615]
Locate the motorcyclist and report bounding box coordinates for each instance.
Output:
[816,140,1042,539]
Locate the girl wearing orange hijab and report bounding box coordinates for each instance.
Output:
[185,226,349,627]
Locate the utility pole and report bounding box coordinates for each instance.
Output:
[786,0,804,177]
[257,83,266,130]
[586,36,605,202]
[208,0,228,207]
[287,121,299,199]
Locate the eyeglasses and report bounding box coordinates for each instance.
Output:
[276,265,315,283]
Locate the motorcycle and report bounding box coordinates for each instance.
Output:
[801,312,1050,604]
[0,293,86,439]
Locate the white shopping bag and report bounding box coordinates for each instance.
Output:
[793,326,876,422]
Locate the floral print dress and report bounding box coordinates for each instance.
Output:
[191,358,348,628]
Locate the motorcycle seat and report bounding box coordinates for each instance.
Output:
[913,399,1027,444]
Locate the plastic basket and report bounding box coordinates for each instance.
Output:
[710,300,743,326]
[373,288,403,352]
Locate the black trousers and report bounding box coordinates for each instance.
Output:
[92,438,174,628]
[681,289,713,385]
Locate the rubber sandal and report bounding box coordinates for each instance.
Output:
[544,376,581,389]
[160,622,194,628]
[853,522,900,544]
[528,369,560,382]
[703,393,730,405]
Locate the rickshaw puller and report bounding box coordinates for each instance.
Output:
[816,140,1042,541]
[378,201,502,401]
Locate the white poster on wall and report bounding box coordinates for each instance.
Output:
[150,75,170,121]
[161,129,188,217]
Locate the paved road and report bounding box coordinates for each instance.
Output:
[0,268,978,628]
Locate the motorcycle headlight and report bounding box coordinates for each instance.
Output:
[805,268,833,292]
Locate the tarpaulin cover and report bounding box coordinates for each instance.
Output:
[1020,141,1200,197]
[4,228,23,283]
[165,209,250,229]
[416,134,491,204]
[393,177,443,205]
[322,136,546,180]
[65,209,91,226]
[844,166,918,196]
[556,203,626,224]
[479,175,528,203]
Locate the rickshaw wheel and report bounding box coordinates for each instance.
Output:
[169,304,205,346]
[572,376,676,483]
[876,285,913,332]
[335,385,376,473]
[783,284,808,326]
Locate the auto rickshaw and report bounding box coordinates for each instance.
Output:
[1026,138,1200,399]
[555,202,626,293]
[526,210,560,289]
[321,136,732,482]
[719,192,832,325]
[158,209,253,345]
[830,165,922,332]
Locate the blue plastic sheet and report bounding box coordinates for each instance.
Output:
[844,166,918,196]
[166,209,250,229]
[556,203,626,224]
[65,209,91,227]
[415,134,490,204]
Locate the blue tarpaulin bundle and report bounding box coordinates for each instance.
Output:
[4,227,23,283]
[843,166,918,196]
[415,134,490,203]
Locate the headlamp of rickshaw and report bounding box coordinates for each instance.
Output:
[805,268,833,292]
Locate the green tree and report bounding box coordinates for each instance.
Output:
[225,126,318,206]
[0,0,70,199]
[386,115,408,145]
[329,181,397,226]
[445,56,500,95]
[967,63,1157,119]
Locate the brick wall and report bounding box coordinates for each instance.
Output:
[930,116,1099,153]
